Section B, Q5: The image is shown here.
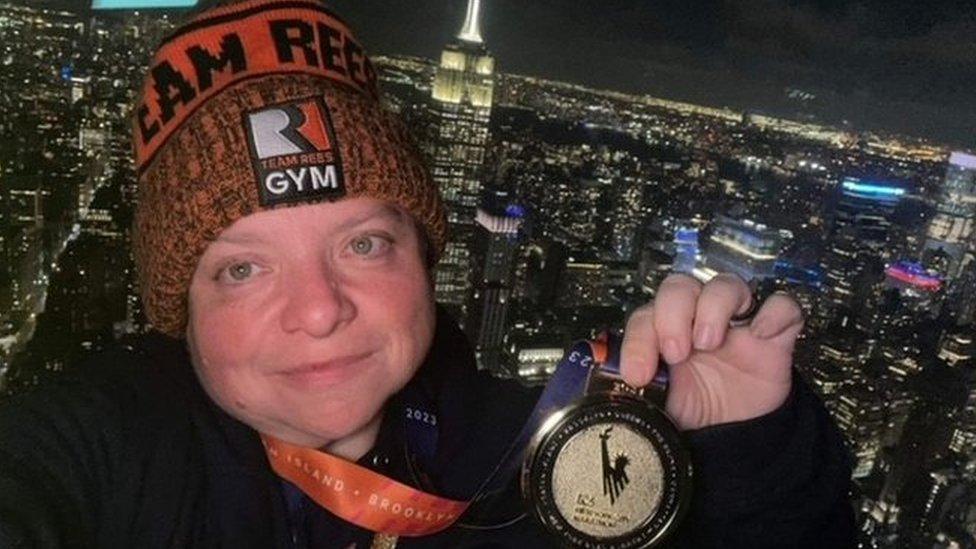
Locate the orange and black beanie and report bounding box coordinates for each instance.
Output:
[131,0,447,337]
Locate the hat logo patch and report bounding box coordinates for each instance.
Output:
[244,97,345,206]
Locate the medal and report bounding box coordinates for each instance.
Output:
[521,333,693,548]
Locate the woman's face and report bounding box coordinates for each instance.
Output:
[186,197,436,448]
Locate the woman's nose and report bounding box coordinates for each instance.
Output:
[278,262,355,337]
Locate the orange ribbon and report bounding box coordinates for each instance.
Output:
[261,435,469,537]
[590,331,610,364]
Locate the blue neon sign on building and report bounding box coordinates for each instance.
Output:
[841,178,906,200]
[504,204,527,219]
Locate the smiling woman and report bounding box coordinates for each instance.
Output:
[186,199,436,454]
[0,1,856,548]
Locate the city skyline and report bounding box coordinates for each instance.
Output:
[27,0,976,147]
[2,0,976,546]
[328,0,976,147]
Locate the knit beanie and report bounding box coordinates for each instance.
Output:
[131,0,447,338]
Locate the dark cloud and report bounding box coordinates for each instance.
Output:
[722,0,976,100]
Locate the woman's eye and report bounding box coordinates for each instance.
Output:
[349,235,391,257]
[219,261,258,283]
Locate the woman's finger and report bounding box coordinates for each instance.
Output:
[692,273,753,351]
[620,304,659,387]
[652,273,702,365]
[749,291,805,342]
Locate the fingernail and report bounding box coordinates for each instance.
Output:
[751,319,772,339]
[664,339,683,363]
[694,325,715,350]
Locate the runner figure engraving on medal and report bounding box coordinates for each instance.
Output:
[522,333,693,549]
[600,426,631,506]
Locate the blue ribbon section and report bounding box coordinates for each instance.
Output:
[598,333,669,387]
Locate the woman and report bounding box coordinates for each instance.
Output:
[0,1,854,547]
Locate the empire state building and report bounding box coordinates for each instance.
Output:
[430,0,495,326]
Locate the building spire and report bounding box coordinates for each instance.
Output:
[456,0,484,44]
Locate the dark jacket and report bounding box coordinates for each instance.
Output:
[0,308,855,548]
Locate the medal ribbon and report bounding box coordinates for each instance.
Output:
[261,435,468,536]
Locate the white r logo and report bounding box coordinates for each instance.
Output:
[248,106,315,159]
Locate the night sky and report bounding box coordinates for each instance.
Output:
[58,0,976,147]
[325,0,976,148]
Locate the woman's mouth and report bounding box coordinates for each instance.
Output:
[275,351,375,388]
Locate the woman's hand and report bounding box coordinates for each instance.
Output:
[620,273,803,431]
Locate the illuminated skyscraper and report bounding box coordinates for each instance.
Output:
[950,260,976,325]
[430,0,495,323]
[698,215,786,282]
[469,206,523,375]
[834,384,885,479]
[923,152,976,278]
[603,166,643,262]
[820,178,905,323]
[832,177,906,250]
[5,178,45,319]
